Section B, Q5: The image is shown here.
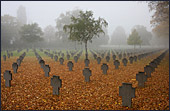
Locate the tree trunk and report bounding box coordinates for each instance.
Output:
[85,41,88,59]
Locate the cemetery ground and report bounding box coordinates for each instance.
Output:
[1,49,169,110]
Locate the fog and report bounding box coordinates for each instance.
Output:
[1,1,152,36]
[1,1,169,50]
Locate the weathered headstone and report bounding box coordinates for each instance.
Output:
[97,57,101,64]
[7,53,10,58]
[114,60,120,69]
[83,68,92,82]
[129,57,133,64]
[106,56,110,62]
[51,75,62,95]
[144,65,153,78]
[17,59,21,66]
[11,53,13,57]
[39,60,45,68]
[67,54,70,60]
[119,83,135,107]
[3,55,6,61]
[3,70,12,87]
[43,65,50,77]
[59,58,64,65]
[101,63,108,74]
[67,61,74,71]
[84,59,90,67]
[112,55,116,60]
[136,72,147,87]
[122,58,128,66]
[12,63,18,73]
[54,55,58,61]
[74,56,78,63]
[61,53,64,58]
[134,56,137,62]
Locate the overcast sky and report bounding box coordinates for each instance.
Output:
[1,1,153,37]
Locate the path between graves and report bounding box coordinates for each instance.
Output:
[1,51,169,110]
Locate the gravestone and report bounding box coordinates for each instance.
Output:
[84,59,90,67]
[112,55,116,60]
[39,60,45,68]
[119,54,122,59]
[97,57,101,64]
[51,75,62,95]
[134,56,137,62]
[59,58,64,65]
[74,56,78,63]
[144,65,153,78]
[67,54,70,60]
[7,53,10,58]
[11,53,13,57]
[61,53,64,58]
[93,54,97,59]
[12,63,18,73]
[54,55,58,61]
[101,63,108,74]
[3,55,6,61]
[3,70,12,87]
[149,61,157,69]
[122,58,128,66]
[114,60,120,69]
[106,56,110,62]
[43,65,50,77]
[17,59,21,66]
[119,83,135,107]
[136,72,147,87]
[83,68,92,82]
[129,57,133,64]
[67,61,74,71]
[50,54,53,59]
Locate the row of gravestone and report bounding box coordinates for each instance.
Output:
[119,49,168,108]
[3,52,26,87]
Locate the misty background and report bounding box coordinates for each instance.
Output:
[1,1,169,50]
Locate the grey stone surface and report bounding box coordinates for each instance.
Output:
[97,57,101,64]
[39,60,45,68]
[3,70,12,87]
[106,56,110,62]
[83,68,92,82]
[7,53,10,58]
[74,56,78,63]
[43,65,50,77]
[84,59,90,67]
[12,63,18,73]
[112,55,116,60]
[122,58,128,66]
[136,72,147,87]
[101,63,108,74]
[3,55,6,61]
[17,59,21,66]
[129,57,133,64]
[119,83,135,107]
[67,61,74,71]
[114,60,120,69]
[54,55,58,61]
[67,54,70,60]
[144,65,153,78]
[134,56,137,62]
[59,58,64,65]
[51,75,62,95]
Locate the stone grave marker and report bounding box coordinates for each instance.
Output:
[83,68,92,82]
[61,53,64,58]
[17,58,21,66]
[7,53,10,58]
[106,56,110,62]
[67,54,70,60]
[129,56,134,64]
[84,59,90,67]
[59,58,64,65]
[122,58,128,66]
[97,57,101,64]
[3,70,12,87]
[101,63,108,74]
[54,55,58,61]
[114,60,120,69]
[39,60,45,68]
[112,55,116,60]
[144,65,153,78]
[74,56,78,63]
[51,75,62,95]
[3,55,6,61]
[134,56,137,62]
[12,63,18,73]
[119,83,135,107]
[43,65,50,77]
[11,52,13,57]
[136,72,147,87]
[67,61,74,71]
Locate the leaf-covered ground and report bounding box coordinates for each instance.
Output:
[1,51,169,110]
